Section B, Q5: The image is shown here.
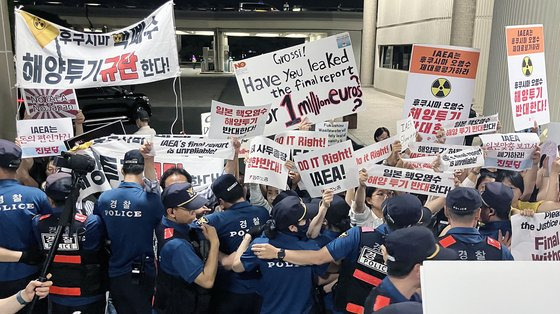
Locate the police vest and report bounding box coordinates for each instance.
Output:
[334,227,388,314]
[438,234,503,260]
[154,224,211,314]
[37,213,108,297]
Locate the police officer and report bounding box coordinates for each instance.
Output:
[363,226,456,313]
[32,173,108,314]
[206,174,270,313]
[232,196,326,314]
[0,139,51,312]
[251,194,433,313]
[439,187,514,260]
[154,182,220,313]
[96,146,164,314]
[479,182,513,240]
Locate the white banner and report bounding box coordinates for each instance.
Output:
[17,117,73,157]
[207,100,270,139]
[316,121,349,146]
[402,44,479,143]
[480,133,539,171]
[294,140,359,197]
[365,165,454,197]
[401,156,437,171]
[233,33,363,135]
[354,136,395,169]
[511,210,560,261]
[15,1,179,88]
[23,88,79,119]
[440,148,484,171]
[153,135,235,160]
[245,137,289,190]
[201,112,211,136]
[397,116,416,151]
[443,114,499,138]
[408,142,470,158]
[506,25,550,131]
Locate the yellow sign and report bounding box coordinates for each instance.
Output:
[19,11,59,48]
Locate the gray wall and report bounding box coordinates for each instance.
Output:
[484,0,560,132]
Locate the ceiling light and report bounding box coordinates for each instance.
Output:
[285,33,309,38]
[255,33,279,37]
[226,32,251,37]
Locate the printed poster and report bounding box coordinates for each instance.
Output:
[511,210,560,261]
[316,121,349,146]
[480,133,539,171]
[245,137,289,190]
[23,88,79,119]
[274,130,328,158]
[17,117,74,157]
[207,100,270,139]
[443,114,499,138]
[354,136,395,169]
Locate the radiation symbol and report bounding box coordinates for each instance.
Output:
[32,17,46,30]
[522,56,533,76]
[431,78,451,98]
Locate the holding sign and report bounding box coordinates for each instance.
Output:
[511,210,560,261]
[443,114,499,138]
[153,135,234,160]
[294,141,359,197]
[17,117,73,157]
[316,121,349,146]
[480,133,538,171]
[354,136,395,168]
[274,130,327,158]
[23,89,79,119]
[408,142,469,158]
[233,33,363,135]
[506,25,550,131]
[397,116,416,151]
[365,165,454,197]
[207,100,270,139]
[440,148,484,171]
[245,137,289,190]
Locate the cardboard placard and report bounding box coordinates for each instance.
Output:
[17,117,74,157]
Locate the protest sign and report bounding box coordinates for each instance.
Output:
[408,142,470,158]
[17,117,73,157]
[480,133,539,171]
[397,116,416,151]
[15,1,179,89]
[294,141,359,197]
[65,120,125,149]
[201,112,211,136]
[540,140,558,171]
[23,89,79,119]
[233,33,363,135]
[421,261,560,314]
[440,148,484,171]
[365,165,454,197]
[545,122,560,144]
[77,149,112,203]
[274,130,328,158]
[506,25,549,131]
[153,135,234,160]
[443,114,499,138]
[511,210,560,261]
[401,156,437,171]
[154,156,224,192]
[316,121,349,146]
[402,44,479,144]
[245,137,289,190]
[207,100,270,139]
[354,136,395,169]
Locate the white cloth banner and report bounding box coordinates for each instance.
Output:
[23,88,79,119]
[153,135,235,160]
[511,210,560,261]
[233,33,363,135]
[15,1,179,88]
[408,142,470,158]
[397,116,416,152]
[480,133,539,171]
[245,137,289,190]
[294,140,359,197]
[440,148,484,171]
[402,44,479,143]
[207,100,270,139]
[443,114,499,138]
[506,25,550,130]
[316,121,349,146]
[354,136,395,169]
[17,117,73,157]
[365,165,454,197]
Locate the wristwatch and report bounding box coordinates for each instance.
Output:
[16,290,29,305]
[277,248,286,261]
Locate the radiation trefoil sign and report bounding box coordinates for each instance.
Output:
[401,44,480,144]
[505,25,550,131]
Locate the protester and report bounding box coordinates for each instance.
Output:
[475,171,496,193]
[133,108,156,135]
[479,182,513,240]
[0,278,52,314]
[374,127,390,142]
[350,169,392,228]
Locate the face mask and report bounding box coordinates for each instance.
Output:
[294,219,310,239]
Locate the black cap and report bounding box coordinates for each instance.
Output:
[382,194,431,229]
[385,226,457,272]
[45,173,73,201]
[211,174,244,203]
[481,182,513,217]
[272,196,313,230]
[162,182,208,210]
[446,187,482,215]
[135,108,150,121]
[376,302,423,314]
[271,189,299,207]
[325,195,350,226]
[0,139,22,169]
[123,149,144,166]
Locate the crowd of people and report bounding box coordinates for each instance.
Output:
[0,111,556,314]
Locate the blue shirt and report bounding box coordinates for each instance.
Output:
[479,220,512,241]
[32,207,105,306]
[96,181,164,277]
[446,227,514,260]
[205,201,270,294]
[241,232,326,314]
[313,229,341,248]
[326,225,388,262]
[158,217,204,284]
[363,277,421,313]
[0,179,51,281]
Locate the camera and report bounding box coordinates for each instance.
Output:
[53,152,96,175]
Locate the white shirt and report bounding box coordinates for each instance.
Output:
[349,200,384,229]
[134,126,157,135]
